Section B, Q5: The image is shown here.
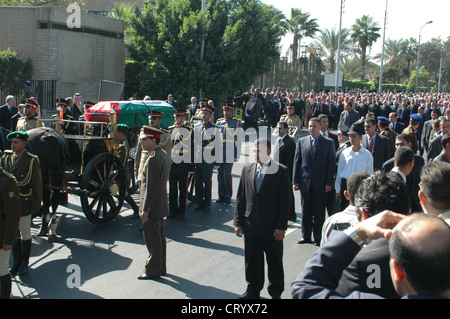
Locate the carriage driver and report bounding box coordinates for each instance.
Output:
[16,99,43,131]
[1,131,42,277]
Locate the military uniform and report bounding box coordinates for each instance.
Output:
[280,113,302,137]
[380,127,397,157]
[215,112,242,204]
[16,117,43,131]
[168,120,194,219]
[0,168,21,299]
[193,107,222,210]
[136,128,172,183]
[1,132,42,277]
[138,126,170,279]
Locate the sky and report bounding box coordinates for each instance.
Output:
[260,0,449,57]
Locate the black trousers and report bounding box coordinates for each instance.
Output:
[300,190,327,243]
[244,235,284,297]
[169,163,189,217]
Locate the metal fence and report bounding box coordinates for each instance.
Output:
[0,79,56,109]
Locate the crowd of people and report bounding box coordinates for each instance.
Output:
[0,84,449,299]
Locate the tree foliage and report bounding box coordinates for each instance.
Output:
[125,0,284,105]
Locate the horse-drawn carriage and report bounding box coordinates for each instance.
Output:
[16,100,174,228]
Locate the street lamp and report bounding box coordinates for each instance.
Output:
[415,20,433,93]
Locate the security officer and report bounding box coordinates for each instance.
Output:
[168,107,194,219]
[0,161,21,299]
[193,104,221,211]
[215,105,242,204]
[378,116,397,157]
[135,110,172,185]
[280,104,302,138]
[1,131,42,277]
[114,124,139,218]
[16,99,43,131]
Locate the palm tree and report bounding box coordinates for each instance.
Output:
[403,37,418,70]
[351,15,381,80]
[375,38,405,65]
[284,8,319,78]
[316,27,353,74]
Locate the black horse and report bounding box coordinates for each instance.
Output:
[27,127,69,238]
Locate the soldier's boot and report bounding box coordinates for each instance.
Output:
[10,239,22,276]
[37,213,49,236]
[17,239,32,276]
[0,274,12,299]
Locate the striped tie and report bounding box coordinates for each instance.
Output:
[255,166,263,193]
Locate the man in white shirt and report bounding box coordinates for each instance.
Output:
[335,121,374,210]
[320,172,369,246]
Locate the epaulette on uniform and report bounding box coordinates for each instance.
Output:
[168,125,176,130]
[160,128,169,134]
[26,152,39,159]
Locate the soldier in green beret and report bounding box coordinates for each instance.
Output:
[1,131,42,277]
[0,165,21,298]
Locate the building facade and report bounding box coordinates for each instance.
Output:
[0,6,125,107]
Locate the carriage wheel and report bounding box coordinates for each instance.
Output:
[80,153,127,225]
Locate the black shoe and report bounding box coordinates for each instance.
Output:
[194,205,204,211]
[222,198,231,205]
[215,198,224,203]
[297,238,312,244]
[203,205,211,211]
[238,291,260,299]
[137,273,160,280]
[272,295,281,299]
[176,215,185,220]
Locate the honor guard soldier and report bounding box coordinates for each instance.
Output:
[114,124,139,218]
[168,107,194,219]
[1,131,42,277]
[193,104,222,211]
[16,99,43,131]
[138,126,170,280]
[280,104,302,137]
[215,105,242,204]
[0,162,21,299]
[135,110,172,185]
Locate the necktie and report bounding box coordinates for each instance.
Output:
[311,138,316,157]
[255,166,263,193]
[369,136,374,153]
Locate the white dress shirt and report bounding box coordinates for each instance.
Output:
[335,146,374,193]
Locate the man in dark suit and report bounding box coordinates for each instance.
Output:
[234,138,290,299]
[338,102,360,129]
[0,96,18,131]
[292,212,450,299]
[333,171,411,299]
[421,111,439,156]
[293,118,336,245]
[428,118,450,162]
[361,118,391,171]
[273,121,296,221]
[389,112,405,134]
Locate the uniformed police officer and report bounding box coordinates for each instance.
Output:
[54,98,77,134]
[193,104,222,211]
[168,107,194,219]
[1,131,42,276]
[114,124,139,218]
[0,162,21,299]
[280,104,302,138]
[16,99,43,131]
[135,110,173,185]
[215,105,242,204]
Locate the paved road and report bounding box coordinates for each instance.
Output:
[11,127,320,299]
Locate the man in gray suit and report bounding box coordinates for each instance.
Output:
[293,118,336,245]
[338,102,360,129]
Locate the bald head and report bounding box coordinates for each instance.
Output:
[389,213,450,296]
